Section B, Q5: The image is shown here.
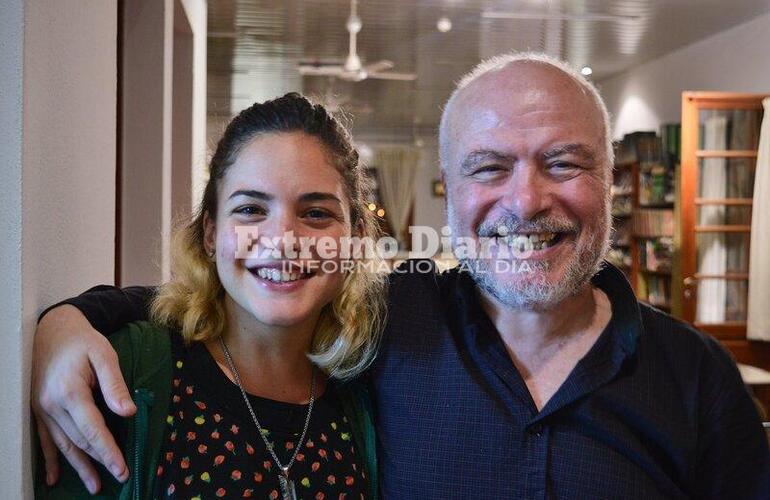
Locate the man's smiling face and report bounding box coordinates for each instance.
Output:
[443,61,612,310]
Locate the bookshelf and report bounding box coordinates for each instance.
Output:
[608,131,677,311]
[678,91,770,369]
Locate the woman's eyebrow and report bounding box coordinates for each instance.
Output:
[228,189,273,201]
[299,192,342,205]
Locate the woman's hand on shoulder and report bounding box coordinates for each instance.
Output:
[32,304,135,493]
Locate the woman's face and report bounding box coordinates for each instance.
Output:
[205,131,352,330]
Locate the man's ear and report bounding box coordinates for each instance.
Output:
[440,169,448,212]
[203,211,216,255]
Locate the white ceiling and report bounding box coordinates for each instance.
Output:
[207,0,770,141]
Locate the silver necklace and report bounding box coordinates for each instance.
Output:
[219,337,317,500]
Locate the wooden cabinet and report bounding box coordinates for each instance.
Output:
[679,91,769,367]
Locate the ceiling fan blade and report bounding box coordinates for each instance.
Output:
[364,60,394,73]
[297,57,345,66]
[338,69,367,82]
[368,72,417,81]
[298,65,344,76]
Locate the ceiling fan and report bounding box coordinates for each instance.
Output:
[316,77,372,115]
[298,0,416,83]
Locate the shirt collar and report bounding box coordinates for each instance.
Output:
[452,261,644,419]
[454,260,643,360]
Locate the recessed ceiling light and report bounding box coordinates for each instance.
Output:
[437,16,452,32]
[581,66,593,76]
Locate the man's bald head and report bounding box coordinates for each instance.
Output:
[439,52,613,173]
[439,52,614,310]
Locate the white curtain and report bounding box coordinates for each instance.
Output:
[375,148,419,244]
[747,98,770,341]
[696,115,728,324]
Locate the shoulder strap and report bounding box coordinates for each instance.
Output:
[336,378,378,499]
[109,321,173,500]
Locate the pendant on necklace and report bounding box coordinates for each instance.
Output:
[279,468,297,500]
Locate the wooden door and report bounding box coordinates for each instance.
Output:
[680,92,770,367]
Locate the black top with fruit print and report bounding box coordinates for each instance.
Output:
[153,333,367,499]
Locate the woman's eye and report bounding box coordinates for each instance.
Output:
[234,205,265,216]
[304,208,332,220]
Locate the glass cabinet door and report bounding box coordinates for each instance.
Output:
[680,93,765,338]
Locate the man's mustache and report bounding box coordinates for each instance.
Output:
[476,214,580,237]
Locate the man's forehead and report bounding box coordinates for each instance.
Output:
[457,62,591,115]
[446,62,603,147]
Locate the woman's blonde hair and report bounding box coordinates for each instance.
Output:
[151,93,387,380]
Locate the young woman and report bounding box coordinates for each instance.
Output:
[36,93,386,499]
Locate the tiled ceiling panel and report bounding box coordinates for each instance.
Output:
[207,0,770,141]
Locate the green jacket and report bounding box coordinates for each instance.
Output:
[36,321,378,499]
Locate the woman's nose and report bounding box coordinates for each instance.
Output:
[255,212,300,258]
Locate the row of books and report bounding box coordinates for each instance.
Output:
[639,163,674,206]
[632,209,674,238]
[638,237,673,272]
[615,131,659,165]
[640,274,671,310]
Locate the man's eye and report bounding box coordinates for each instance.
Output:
[473,165,505,176]
[549,162,579,171]
[548,162,581,176]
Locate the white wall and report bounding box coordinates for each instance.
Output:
[600,11,770,139]
[0,1,118,498]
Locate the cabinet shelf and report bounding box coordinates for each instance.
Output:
[694,198,753,206]
[695,150,757,158]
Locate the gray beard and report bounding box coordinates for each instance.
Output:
[462,234,606,311]
[448,209,611,312]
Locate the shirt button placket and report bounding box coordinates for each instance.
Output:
[526,422,549,500]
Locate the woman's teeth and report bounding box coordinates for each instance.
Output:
[255,267,305,283]
[500,232,558,251]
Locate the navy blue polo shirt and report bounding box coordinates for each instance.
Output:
[371,260,770,499]
[59,261,770,498]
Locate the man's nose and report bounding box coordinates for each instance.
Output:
[499,164,551,220]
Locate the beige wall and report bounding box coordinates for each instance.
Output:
[120,0,207,286]
[181,0,209,207]
[0,1,206,494]
[412,136,447,234]
[0,1,118,498]
[599,11,770,138]
[120,0,175,285]
[0,0,26,493]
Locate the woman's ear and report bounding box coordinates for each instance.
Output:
[354,217,365,238]
[203,211,216,258]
